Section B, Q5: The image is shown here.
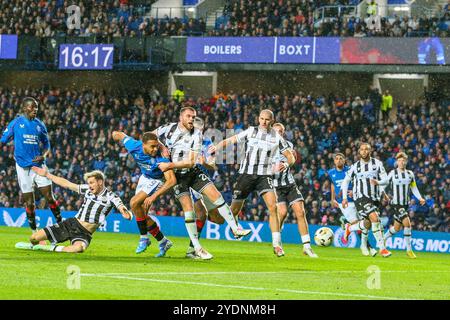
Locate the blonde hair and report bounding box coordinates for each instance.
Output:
[273,122,285,131]
[260,109,274,120]
[396,152,408,160]
[83,170,105,182]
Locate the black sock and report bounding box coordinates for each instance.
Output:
[148,223,164,242]
[136,218,148,236]
[25,206,37,230]
[49,203,62,223]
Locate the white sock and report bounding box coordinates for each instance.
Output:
[185,211,201,250]
[372,222,385,250]
[214,198,239,232]
[404,227,412,251]
[140,235,149,239]
[54,245,65,252]
[158,236,167,244]
[384,226,397,240]
[361,229,369,248]
[301,234,311,249]
[272,232,281,247]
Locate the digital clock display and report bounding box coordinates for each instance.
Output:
[59,44,114,70]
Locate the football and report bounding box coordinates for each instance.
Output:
[314,227,334,247]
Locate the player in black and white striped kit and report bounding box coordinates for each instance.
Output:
[272,123,318,258]
[209,110,295,257]
[15,168,132,253]
[341,143,392,257]
[154,107,251,260]
[370,152,425,259]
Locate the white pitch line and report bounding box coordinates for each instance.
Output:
[81,274,411,300]
[81,270,448,277]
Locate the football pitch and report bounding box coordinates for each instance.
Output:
[0,226,448,300]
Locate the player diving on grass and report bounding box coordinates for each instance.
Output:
[370,152,426,259]
[154,107,252,260]
[209,110,295,257]
[111,131,175,257]
[328,152,377,257]
[0,97,63,239]
[15,169,132,253]
[271,123,318,258]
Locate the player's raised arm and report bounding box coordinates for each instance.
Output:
[112,130,127,142]
[32,166,79,192]
[371,170,393,186]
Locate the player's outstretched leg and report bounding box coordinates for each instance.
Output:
[187,199,208,258]
[291,201,318,258]
[130,192,152,254]
[201,185,252,240]
[369,212,391,257]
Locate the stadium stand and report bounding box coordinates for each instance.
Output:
[0,87,448,232]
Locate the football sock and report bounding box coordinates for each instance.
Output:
[214,197,239,232]
[361,228,369,248]
[25,206,37,231]
[404,227,412,251]
[371,222,385,250]
[136,216,148,236]
[301,235,311,249]
[185,211,201,250]
[49,202,62,223]
[350,222,362,232]
[189,219,205,248]
[384,226,397,240]
[148,223,164,242]
[272,232,281,247]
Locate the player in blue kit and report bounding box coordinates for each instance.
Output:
[112,131,176,257]
[328,153,376,257]
[0,97,62,237]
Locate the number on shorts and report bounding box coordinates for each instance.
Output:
[267,177,273,189]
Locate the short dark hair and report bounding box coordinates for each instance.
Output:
[22,97,38,109]
[180,106,196,115]
[142,132,158,143]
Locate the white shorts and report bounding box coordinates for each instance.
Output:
[191,188,217,211]
[338,202,360,223]
[136,175,162,195]
[16,163,52,193]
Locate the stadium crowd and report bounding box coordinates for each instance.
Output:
[0,0,448,37]
[0,86,448,233]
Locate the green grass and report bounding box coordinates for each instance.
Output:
[0,226,449,300]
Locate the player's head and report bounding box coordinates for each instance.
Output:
[22,97,39,119]
[179,107,197,131]
[334,153,346,169]
[259,109,274,130]
[272,122,285,136]
[395,152,408,169]
[193,116,204,131]
[142,132,159,157]
[358,142,371,161]
[83,170,105,195]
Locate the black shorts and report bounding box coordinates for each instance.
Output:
[44,218,92,248]
[173,165,213,199]
[276,184,304,206]
[232,174,275,201]
[391,205,409,224]
[354,197,381,219]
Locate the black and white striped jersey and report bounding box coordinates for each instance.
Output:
[273,140,295,187]
[75,185,124,225]
[236,126,290,176]
[341,158,388,202]
[379,169,423,206]
[156,122,202,173]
